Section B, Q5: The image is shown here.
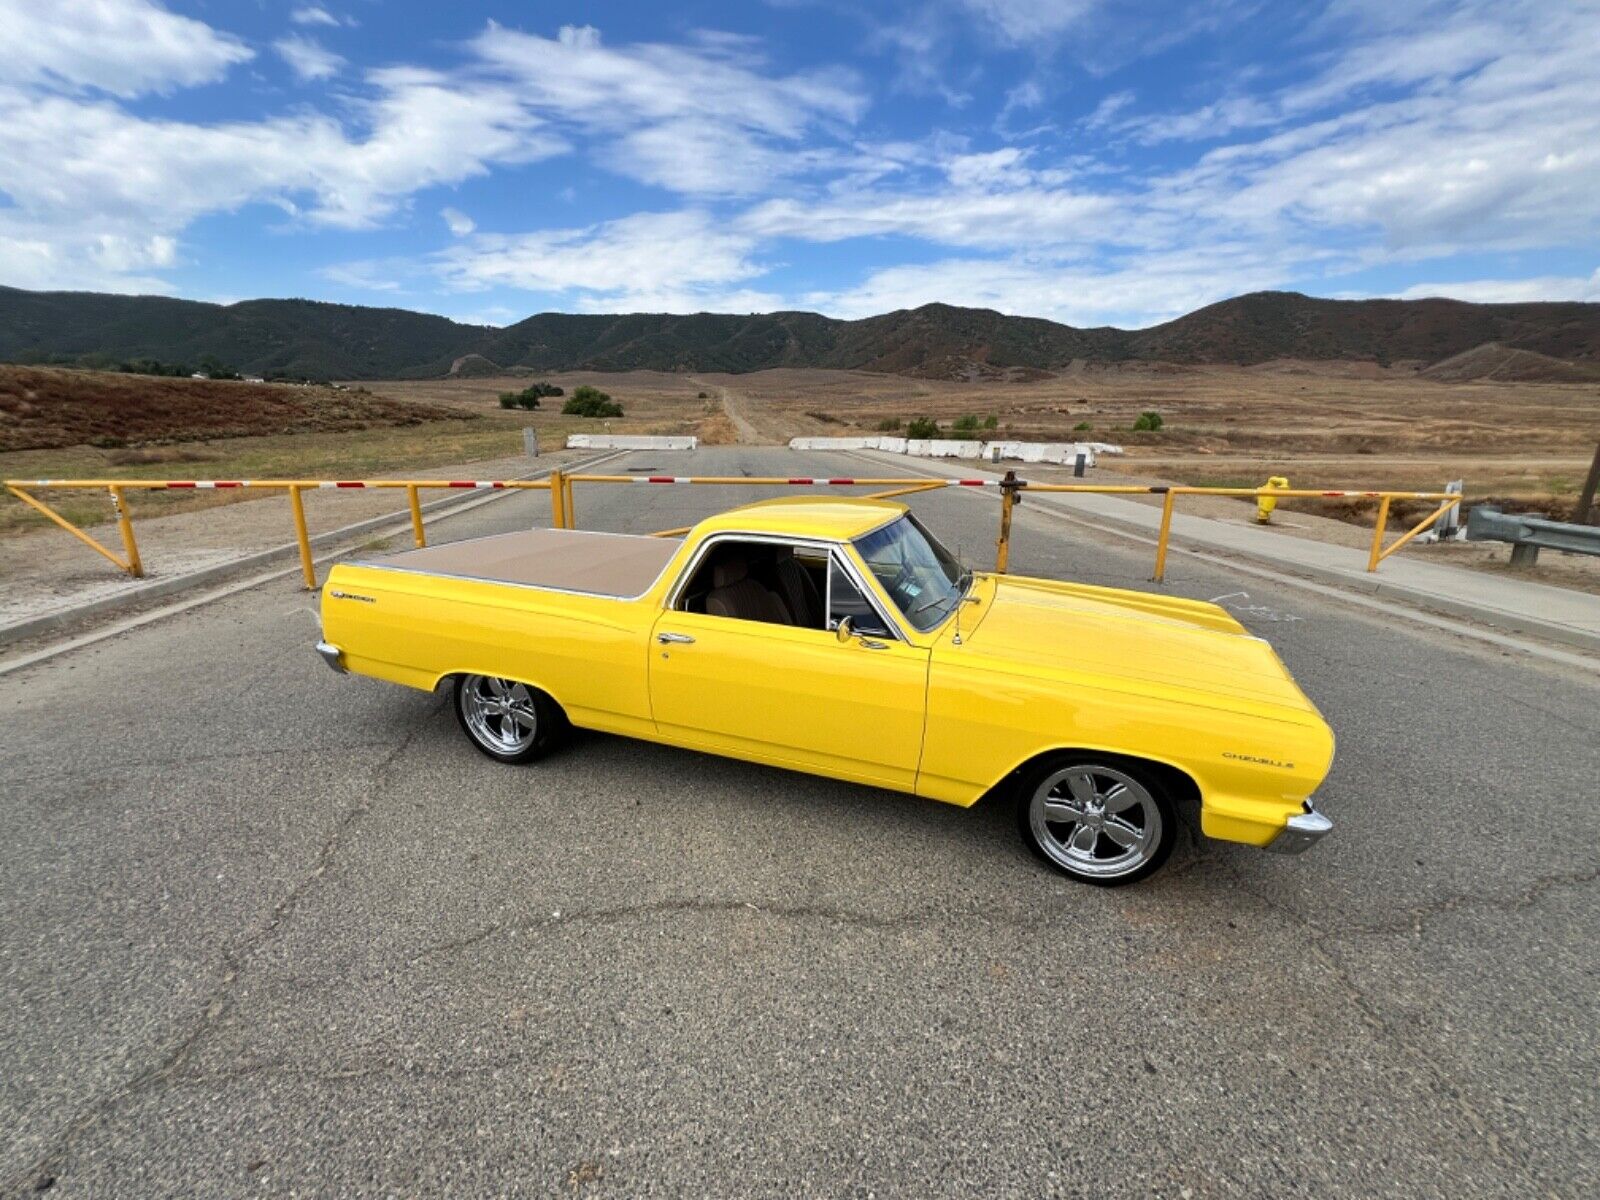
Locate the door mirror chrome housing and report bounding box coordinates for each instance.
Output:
[835,616,853,643]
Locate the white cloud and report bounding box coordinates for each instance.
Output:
[318,260,402,291]
[956,0,1098,45]
[434,211,779,311]
[440,207,475,237]
[0,64,566,290]
[274,34,345,82]
[465,22,866,194]
[0,0,252,98]
[291,7,343,27]
[1395,270,1600,304]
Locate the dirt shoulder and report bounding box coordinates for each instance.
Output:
[0,448,590,631]
[1056,460,1600,595]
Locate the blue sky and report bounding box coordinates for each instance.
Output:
[0,0,1595,328]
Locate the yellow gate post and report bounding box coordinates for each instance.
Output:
[108,485,144,578]
[549,469,566,530]
[288,485,317,589]
[563,474,577,529]
[4,484,138,575]
[1366,495,1393,573]
[407,484,426,547]
[995,470,1018,573]
[1152,489,1178,582]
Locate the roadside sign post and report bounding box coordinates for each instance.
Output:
[1576,441,1600,526]
[523,428,539,458]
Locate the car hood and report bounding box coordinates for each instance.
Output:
[948,575,1321,717]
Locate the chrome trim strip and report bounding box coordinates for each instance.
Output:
[1264,804,1333,854]
[315,640,347,674]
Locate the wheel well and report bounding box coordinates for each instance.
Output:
[435,671,570,720]
[984,747,1202,828]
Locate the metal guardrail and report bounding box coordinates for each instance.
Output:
[1466,506,1600,566]
[5,468,1465,590]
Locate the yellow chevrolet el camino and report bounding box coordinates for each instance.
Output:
[317,498,1334,885]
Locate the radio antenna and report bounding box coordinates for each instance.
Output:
[953,545,965,645]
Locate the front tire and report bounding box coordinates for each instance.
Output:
[1017,756,1176,886]
[454,674,563,764]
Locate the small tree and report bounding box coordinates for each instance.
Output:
[563,384,624,418]
[1132,411,1164,432]
[982,413,998,430]
[952,414,980,433]
[907,416,940,439]
[875,417,902,432]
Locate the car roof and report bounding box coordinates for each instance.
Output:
[694,497,908,542]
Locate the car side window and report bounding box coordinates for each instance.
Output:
[828,557,892,637]
[676,539,829,630]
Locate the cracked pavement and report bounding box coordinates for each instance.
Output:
[2,448,1596,1197]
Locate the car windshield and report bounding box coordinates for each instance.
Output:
[853,514,969,632]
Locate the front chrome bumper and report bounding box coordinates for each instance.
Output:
[1265,803,1333,854]
[314,640,347,674]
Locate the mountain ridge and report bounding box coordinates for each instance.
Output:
[2,285,1597,382]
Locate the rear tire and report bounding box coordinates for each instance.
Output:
[453,674,564,764]
[1016,755,1176,886]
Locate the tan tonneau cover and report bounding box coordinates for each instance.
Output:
[370,528,681,598]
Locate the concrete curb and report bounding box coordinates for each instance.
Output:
[0,452,622,648]
[847,449,1600,656]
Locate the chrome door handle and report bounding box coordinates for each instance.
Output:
[657,632,695,644]
[859,638,889,650]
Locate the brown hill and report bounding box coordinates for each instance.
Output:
[0,365,473,453]
[1416,341,1600,383]
[3,286,1598,380]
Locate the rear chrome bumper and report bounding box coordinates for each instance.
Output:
[314,640,347,675]
[1265,803,1333,855]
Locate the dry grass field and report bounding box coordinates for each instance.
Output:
[3,363,1595,551]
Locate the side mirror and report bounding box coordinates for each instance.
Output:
[834,616,853,643]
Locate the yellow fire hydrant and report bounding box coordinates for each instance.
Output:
[1256,476,1290,524]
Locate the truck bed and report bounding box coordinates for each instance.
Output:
[364,528,681,598]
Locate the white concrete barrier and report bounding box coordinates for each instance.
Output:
[788,435,1115,467]
[566,434,698,450]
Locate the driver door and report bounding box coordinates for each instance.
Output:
[648,545,929,792]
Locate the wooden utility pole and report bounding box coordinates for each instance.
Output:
[1576,440,1600,526]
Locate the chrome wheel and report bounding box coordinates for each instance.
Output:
[1028,763,1164,881]
[459,674,539,756]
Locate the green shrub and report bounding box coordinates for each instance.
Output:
[563,384,624,418]
[875,417,902,432]
[906,417,940,439]
[1073,420,1092,431]
[499,382,563,410]
[952,414,980,432]
[982,414,998,429]
[1132,411,1164,432]
[697,391,709,399]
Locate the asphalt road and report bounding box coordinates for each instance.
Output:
[3,447,1596,1197]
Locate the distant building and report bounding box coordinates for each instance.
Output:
[244,376,265,383]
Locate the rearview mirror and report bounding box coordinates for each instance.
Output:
[834,616,853,643]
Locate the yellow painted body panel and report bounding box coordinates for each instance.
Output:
[320,499,1335,849]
